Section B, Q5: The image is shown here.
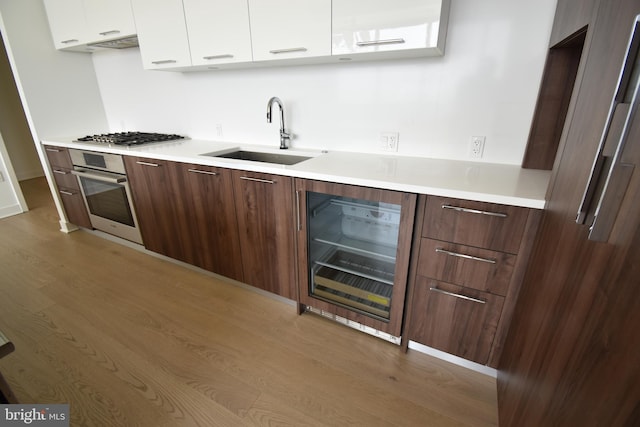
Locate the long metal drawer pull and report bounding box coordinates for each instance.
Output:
[187,168,217,176]
[136,161,160,167]
[61,39,79,44]
[435,248,496,264]
[59,190,75,196]
[151,59,177,65]
[239,176,275,184]
[45,148,62,153]
[203,54,234,60]
[71,169,126,184]
[53,169,68,175]
[442,204,508,218]
[356,38,406,47]
[269,47,307,54]
[99,30,120,36]
[429,287,486,304]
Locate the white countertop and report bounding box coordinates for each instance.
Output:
[41,137,550,209]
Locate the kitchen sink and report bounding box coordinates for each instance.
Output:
[201,149,312,165]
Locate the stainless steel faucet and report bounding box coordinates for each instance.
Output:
[266,96,290,149]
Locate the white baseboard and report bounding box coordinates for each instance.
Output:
[17,170,44,181]
[408,341,497,378]
[0,203,24,219]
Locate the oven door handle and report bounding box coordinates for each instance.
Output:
[71,168,127,184]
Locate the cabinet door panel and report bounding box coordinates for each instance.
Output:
[124,156,185,257]
[248,0,331,61]
[84,0,136,41]
[43,0,88,49]
[332,0,448,55]
[183,0,253,66]
[417,238,516,296]
[131,0,192,69]
[233,170,296,299]
[171,163,243,281]
[409,277,504,365]
[423,196,530,254]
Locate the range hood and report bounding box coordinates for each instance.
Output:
[87,35,139,49]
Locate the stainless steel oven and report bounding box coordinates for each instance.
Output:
[69,149,143,244]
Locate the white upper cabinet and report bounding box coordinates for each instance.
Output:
[332,0,450,58]
[183,0,253,67]
[131,0,192,69]
[83,0,136,43]
[248,0,331,62]
[43,0,89,51]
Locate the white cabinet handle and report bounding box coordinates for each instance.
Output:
[151,60,177,65]
[356,38,405,47]
[99,30,120,36]
[442,204,508,218]
[240,176,275,184]
[187,168,218,176]
[429,287,486,304]
[269,47,307,54]
[53,169,69,175]
[59,190,76,196]
[203,54,234,60]
[435,248,496,264]
[45,148,62,153]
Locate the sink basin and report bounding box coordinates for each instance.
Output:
[202,149,312,165]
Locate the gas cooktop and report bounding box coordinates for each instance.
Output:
[76,132,185,146]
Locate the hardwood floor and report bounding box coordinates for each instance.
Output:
[0,177,498,426]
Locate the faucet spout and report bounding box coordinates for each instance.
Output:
[267,96,290,149]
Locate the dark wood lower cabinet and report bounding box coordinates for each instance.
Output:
[232,170,296,299]
[124,156,185,259]
[44,146,91,229]
[409,278,504,365]
[170,163,243,282]
[57,187,92,229]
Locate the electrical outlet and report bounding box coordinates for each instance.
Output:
[469,136,485,158]
[380,132,399,152]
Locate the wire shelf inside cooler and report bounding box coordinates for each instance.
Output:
[311,249,395,320]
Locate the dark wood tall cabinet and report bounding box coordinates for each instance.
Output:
[498,0,640,425]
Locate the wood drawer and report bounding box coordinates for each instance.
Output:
[422,196,530,254]
[416,238,516,296]
[51,167,80,191]
[44,146,73,169]
[408,277,505,365]
[58,187,92,229]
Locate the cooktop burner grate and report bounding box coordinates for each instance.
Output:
[77,132,185,146]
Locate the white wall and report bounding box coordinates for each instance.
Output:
[0,0,108,224]
[93,0,556,165]
[0,33,43,181]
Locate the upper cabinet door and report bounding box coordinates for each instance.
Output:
[131,0,192,69]
[43,0,89,50]
[83,0,136,42]
[248,0,331,62]
[332,0,450,57]
[183,0,253,66]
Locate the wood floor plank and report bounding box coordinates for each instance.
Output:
[0,178,498,426]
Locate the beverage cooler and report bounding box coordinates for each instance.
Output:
[295,180,416,339]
